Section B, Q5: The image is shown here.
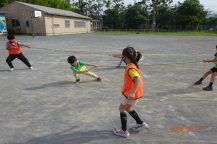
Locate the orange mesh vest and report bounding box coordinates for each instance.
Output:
[7,41,22,55]
[122,64,143,100]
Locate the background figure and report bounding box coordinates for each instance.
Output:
[194,45,217,91]
[109,54,123,68]
[5,35,33,71]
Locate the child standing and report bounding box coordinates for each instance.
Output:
[5,35,33,71]
[194,45,217,91]
[113,47,149,138]
[67,56,102,84]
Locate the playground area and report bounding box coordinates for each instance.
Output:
[0,34,217,144]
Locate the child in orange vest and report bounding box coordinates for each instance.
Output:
[113,47,149,138]
[5,35,33,71]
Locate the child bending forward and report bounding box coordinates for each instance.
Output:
[67,56,102,84]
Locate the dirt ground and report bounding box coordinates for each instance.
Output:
[0,34,217,144]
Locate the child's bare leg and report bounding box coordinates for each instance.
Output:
[195,70,212,85]
[203,72,216,91]
[201,70,212,79]
[210,72,217,83]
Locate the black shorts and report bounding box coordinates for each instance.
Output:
[210,67,217,72]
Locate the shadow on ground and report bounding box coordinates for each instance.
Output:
[156,85,201,96]
[7,127,118,144]
[25,81,73,90]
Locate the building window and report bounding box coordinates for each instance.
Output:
[11,18,20,27]
[65,20,70,28]
[53,24,60,28]
[26,21,29,27]
[74,21,86,28]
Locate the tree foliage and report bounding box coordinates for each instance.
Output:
[124,4,147,29]
[0,0,211,30]
[174,0,207,29]
[0,0,73,11]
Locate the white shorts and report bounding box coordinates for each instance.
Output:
[120,97,138,106]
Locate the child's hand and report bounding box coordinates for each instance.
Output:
[93,65,98,67]
[128,93,135,100]
[27,46,31,48]
[203,60,208,63]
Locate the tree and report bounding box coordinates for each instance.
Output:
[125,4,147,29]
[201,17,217,25]
[0,0,8,8]
[156,5,174,29]
[174,0,207,29]
[102,0,125,29]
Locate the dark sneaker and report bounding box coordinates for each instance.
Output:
[75,79,80,84]
[203,86,212,91]
[194,81,202,85]
[97,77,103,82]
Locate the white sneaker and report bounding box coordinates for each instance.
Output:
[113,128,129,137]
[10,68,14,71]
[130,122,150,131]
[29,66,34,70]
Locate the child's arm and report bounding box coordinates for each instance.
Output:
[128,76,141,100]
[22,44,31,48]
[109,54,122,58]
[85,63,97,67]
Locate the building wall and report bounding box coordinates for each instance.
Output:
[44,14,91,35]
[1,3,46,35]
[1,3,91,36]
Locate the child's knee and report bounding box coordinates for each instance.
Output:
[119,104,126,112]
[6,58,11,63]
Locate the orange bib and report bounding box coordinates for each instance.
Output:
[7,41,22,55]
[122,64,143,100]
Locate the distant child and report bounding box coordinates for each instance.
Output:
[67,56,103,84]
[109,54,123,68]
[113,47,149,138]
[5,35,33,71]
[194,45,217,91]
[109,50,142,68]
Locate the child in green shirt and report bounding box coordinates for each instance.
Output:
[67,56,102,84]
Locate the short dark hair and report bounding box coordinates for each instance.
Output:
[68,56,77,64]
[7,35,15,40]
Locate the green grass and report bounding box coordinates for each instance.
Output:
[96,30,217,36]
[0,34,28,38]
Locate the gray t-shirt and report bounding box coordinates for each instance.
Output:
[6,41,23,49]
